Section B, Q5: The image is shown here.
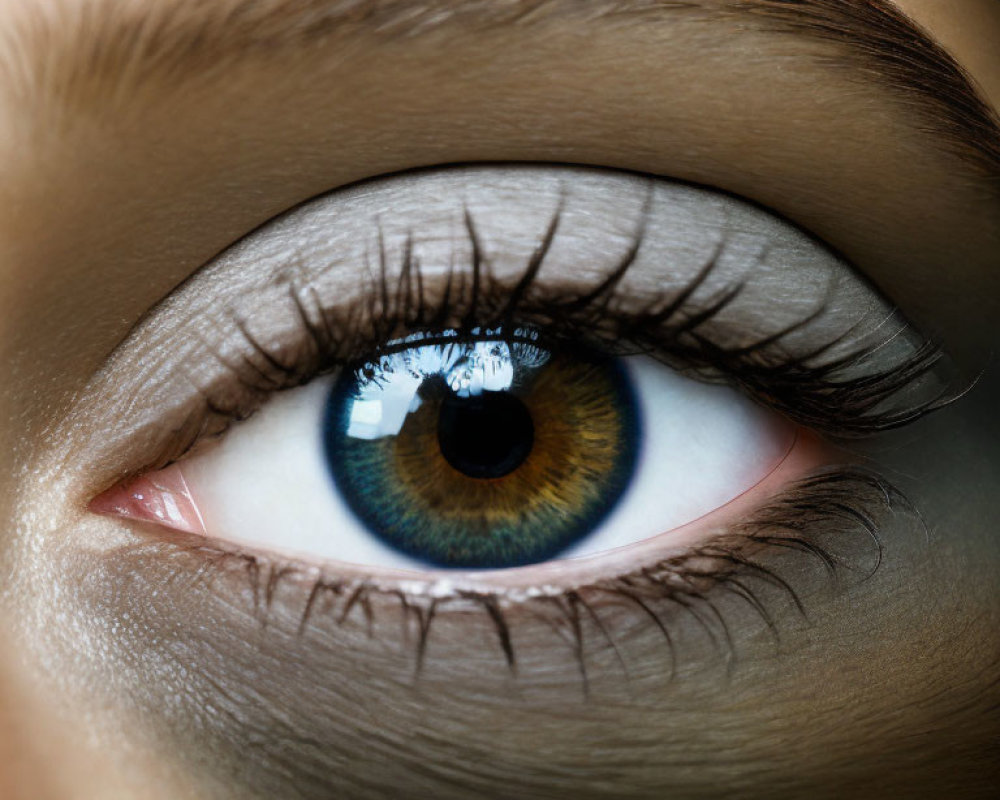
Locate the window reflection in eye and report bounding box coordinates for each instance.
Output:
[87,165,944,588]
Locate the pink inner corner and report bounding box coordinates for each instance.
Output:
[89,464,207,535]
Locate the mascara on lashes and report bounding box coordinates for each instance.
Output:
[113,466,911,683]
[61,164,948,679]
[75,164,952,492]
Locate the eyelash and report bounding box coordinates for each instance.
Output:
[123,466,914,690]
[164,202,954,479]
[100,195,951,684]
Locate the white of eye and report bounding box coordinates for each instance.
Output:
[180,357,794,570]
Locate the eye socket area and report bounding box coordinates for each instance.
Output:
[80,164,943,587]
[89,329,815,582]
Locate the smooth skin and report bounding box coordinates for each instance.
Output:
[0,1,998,798]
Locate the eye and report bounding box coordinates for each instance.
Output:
[93,326,795,570]
[83,165,944,588]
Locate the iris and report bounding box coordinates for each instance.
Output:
[324,329,640,568]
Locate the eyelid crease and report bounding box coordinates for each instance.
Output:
[65,166,959,497]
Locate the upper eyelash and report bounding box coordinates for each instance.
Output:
[113,191,963,492]
[196,199,957,447]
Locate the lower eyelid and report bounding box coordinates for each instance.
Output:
[89,455,906,691]
[96,425,842,596]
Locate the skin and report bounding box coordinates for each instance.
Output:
[1,0,998,798]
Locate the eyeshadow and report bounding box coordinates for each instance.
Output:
[54,165,951,503]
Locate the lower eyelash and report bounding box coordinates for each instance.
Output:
[111,466,915,690]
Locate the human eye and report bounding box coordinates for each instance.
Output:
[94,335,798,572]
[81,164,945,624]
[5,2,999,798]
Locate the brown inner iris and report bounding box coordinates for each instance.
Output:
[391,357,624,528]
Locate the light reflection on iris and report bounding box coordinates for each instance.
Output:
[345,330,550,440]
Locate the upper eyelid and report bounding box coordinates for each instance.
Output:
[6,2,996,421]
[52,164,956,502]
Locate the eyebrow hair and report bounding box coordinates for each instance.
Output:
[8,0,1000,187]
[733,0,1000,187]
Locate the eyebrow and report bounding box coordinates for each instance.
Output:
[8,0,1000,187]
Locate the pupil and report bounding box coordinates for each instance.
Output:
[437,390,534,479]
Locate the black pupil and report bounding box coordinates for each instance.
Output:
[437,390,534,479]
